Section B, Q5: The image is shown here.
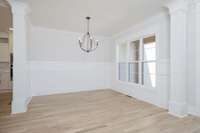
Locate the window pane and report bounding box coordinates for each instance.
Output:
[142,62,156,87]
[128,62,139,83]
[142,74,156,88]
[130,40,140,61]
[119,63,127,81]
[118,43,128,62]
[143,36,156,61]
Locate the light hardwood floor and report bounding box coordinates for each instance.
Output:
[0,92,12,116]
[0,89,200,133]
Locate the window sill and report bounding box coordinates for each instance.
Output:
[117,80,156,92]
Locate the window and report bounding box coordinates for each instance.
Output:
[118,35,156,88]
[142,36,156,87]
[128,40,140,84]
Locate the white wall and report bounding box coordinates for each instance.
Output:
[187,3,197,114]
[195,1,200,116]
[112,13,170,109]
[29,26,114,96]
[187,1,200,116]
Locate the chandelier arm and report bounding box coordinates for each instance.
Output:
[79,40,98,53]
[89,39,93,51]
[79,43,90,53]
[89,46,98,52]
[89,42,98,52]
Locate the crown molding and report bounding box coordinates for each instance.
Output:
[165,0,189,14]
[6,0,31,15]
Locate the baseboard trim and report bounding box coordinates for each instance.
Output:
[168,101,188,118]
[32,88,107,97]
[11,96,32,114]
[188,105,200,117]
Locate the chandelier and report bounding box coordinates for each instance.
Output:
[78,17,99,53]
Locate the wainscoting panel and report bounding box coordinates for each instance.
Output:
[30,61,113,96]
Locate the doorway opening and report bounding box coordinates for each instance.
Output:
[0,0,13,116]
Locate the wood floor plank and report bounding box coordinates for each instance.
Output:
[0,89,200,133]
[0,92,12,117]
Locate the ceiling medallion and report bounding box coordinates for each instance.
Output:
[78,17,99,53]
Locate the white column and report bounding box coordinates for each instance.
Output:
[194,0,200,116]
[166,0,189,117]
[8,0,31,114]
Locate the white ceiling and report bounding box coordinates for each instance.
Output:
[21,0,168,36]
